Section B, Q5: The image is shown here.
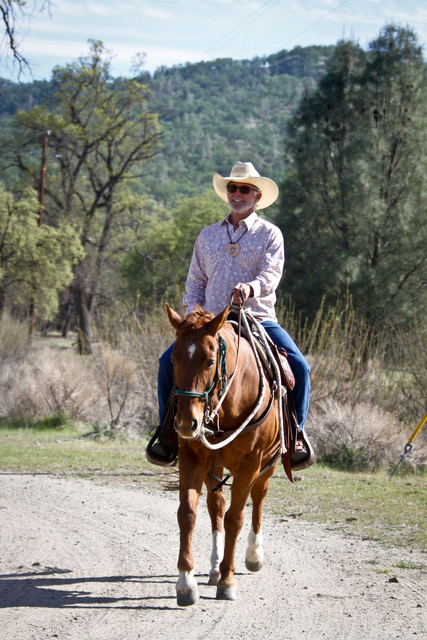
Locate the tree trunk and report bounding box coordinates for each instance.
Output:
[73,287,93,354]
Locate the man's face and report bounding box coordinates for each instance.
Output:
[227,182,262,218]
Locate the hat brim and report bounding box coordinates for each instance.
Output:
[213,173,279,210]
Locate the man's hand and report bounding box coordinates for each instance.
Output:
[232,283,253,307]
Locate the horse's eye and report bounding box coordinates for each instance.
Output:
[207,358,215,368]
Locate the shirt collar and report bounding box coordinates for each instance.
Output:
[221,210,258,230]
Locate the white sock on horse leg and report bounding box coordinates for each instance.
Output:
[209,530,224,584]
[246,527,264,569]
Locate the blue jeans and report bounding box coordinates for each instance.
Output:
[158,321,310,429]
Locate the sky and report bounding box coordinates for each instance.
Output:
[2,0,427,81]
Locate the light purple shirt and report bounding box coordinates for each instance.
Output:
[183,211,285,322]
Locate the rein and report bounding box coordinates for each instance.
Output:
[198,306,268,451]
[199,307,286,455]
[172,300,286,456]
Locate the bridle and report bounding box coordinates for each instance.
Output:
[172,296,243,429]
[172,333,228,408]
[172,301,281,451]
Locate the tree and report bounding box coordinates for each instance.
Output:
[121,191,227,304]
[1,1,52,74]
[11,41,163,352]
[278,26,427,330]
[0,183,83,318]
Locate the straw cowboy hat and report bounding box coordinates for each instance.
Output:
[213,161,279,210]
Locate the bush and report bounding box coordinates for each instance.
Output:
[0,299,425,472]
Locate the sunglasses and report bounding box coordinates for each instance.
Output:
[226,183,259,195]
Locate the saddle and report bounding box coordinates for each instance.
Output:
[146,311,315,476]
[227,311,315,478]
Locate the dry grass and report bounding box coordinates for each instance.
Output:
[0,302,176,436]
[279,297,427,471]
[307,399,426,471]
[0,300,425,473]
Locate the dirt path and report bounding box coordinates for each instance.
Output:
[0,473,425,640]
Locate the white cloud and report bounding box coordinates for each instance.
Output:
[140,7,173,20]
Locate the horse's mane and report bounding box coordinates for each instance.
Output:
[177,304,215,337]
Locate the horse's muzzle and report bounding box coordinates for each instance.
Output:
[175,414,202,439]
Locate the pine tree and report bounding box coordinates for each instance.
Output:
[278,26,427,329]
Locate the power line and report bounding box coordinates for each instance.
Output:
[205,0,280,56]
[280,0,351,50]
[205,0,351,59]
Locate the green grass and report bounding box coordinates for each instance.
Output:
[0,421,150,476]
[268,466,426,552]
[0,421,426,553]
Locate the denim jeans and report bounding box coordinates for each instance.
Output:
[158,321,310,429]
[261,321,310,429]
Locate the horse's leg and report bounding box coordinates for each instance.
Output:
[245,472,273,572]
[205,469,226,585]
[176,449,205,607]
[216,476,254,601]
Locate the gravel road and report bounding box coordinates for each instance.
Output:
[0,473,425,640]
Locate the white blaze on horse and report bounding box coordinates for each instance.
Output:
[166,303,287,606]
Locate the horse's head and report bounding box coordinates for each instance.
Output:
[166,303,229,440]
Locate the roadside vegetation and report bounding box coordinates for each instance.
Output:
[1,297,425,471]
[0,418,425,553]
[0,25,425,555]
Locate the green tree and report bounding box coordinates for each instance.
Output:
[0,183,83,318]
[121,191,227,303]
[11,41,162,352]
[278,26,427,329]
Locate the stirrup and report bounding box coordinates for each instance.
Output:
[290,430,316,471]
[146,428,178,467]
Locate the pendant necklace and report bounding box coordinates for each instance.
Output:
[226,224,248,257]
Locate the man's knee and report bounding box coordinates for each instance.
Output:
[289,352,310,379]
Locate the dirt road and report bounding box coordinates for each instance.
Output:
[0,473,425,640]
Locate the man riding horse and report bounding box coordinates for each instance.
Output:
[148,161,311,466]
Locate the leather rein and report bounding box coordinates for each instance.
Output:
[172,301,279,452]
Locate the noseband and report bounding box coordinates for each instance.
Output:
[173,333,228,406]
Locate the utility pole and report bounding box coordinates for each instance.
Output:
[28,132,49,337]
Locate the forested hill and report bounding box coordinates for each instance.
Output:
[0,44,335,202]
[145,45,335,201]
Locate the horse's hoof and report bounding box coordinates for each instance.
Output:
[176,587,199,607]
[208,569,220,585]
[245,558,263,572]
[216,584,237,601]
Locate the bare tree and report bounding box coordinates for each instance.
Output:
[1,0,51,74]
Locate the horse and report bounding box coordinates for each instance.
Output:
[166,302,285,606]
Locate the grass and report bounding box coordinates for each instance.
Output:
[1,421,426,553]
[0,421,151,477]
[268,466,426,552]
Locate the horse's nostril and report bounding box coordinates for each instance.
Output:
[191,419,198,432]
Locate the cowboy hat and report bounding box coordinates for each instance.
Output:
[213,161,279,210]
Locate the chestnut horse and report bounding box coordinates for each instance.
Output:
[166,303,284,606]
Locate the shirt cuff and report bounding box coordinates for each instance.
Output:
[247,280,261,298]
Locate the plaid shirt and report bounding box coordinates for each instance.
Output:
[183,211,284,322]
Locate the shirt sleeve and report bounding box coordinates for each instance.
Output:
[246,226,285,299]
[182,232,208,314]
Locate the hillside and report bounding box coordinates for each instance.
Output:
[0,45,335,203]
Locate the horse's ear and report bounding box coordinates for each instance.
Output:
[166,303,184,330]
[205,305,229,336]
